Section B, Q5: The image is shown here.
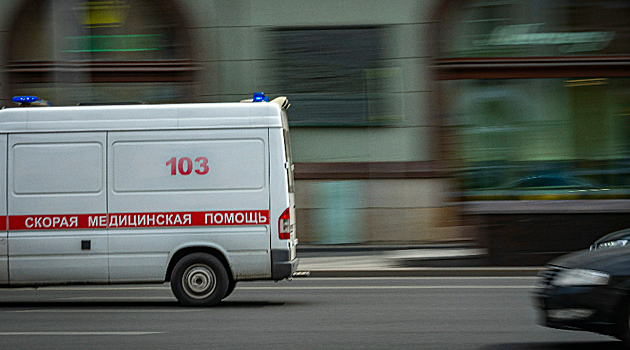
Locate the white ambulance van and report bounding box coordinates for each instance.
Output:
[0,93,297,306]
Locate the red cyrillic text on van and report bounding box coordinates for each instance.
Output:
[7,210,269,230]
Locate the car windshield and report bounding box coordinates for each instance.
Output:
[591,228,630,250]
[594,229,630,245]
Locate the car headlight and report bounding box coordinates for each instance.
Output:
[552,268,610,287]
[595,239,629,250]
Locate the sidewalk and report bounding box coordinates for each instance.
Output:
[294,244,542,277]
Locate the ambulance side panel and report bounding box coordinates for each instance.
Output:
[0,135,7,284]
[7,133,108,284]
[107,129,271,282]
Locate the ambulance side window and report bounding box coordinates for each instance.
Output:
[112,138,265,192]
[8,133,107,224]
[13,141,103,195]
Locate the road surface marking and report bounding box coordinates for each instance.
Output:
[54,296,175,301]
[9,308,196,313]
[0,332,164,336]
[296,277,539,281]
[237,285,532,290]
[37,286,171,291]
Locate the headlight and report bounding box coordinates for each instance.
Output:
[595,239,629,250]
[552,268,610,287]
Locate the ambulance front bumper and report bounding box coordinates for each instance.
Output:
[271,249,298,280]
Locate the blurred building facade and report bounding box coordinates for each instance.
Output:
[1,0,630,254]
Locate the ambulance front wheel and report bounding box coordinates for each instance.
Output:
[171,253,229,306]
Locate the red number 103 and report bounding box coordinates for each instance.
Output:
[166,157,209,175]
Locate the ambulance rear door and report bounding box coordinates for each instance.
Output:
[7,133,108,284]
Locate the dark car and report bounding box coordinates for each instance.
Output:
[536,246,630,346]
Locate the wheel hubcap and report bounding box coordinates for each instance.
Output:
[183,264,216,299]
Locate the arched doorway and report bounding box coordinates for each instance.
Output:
[6,0,197,105]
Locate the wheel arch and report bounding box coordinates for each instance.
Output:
[166,245,234,282]
[613,278,630,308]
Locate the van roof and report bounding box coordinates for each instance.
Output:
[0,102,284,133]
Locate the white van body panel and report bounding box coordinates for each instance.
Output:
[107,129,271,282]
[107,227,270,282]
[0,101,296,288]
[109,129,268,201]
[0,103,282,133]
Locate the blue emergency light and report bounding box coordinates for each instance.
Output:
[11,96,51,106]
[12,96,39,104]
[252,92,268,102]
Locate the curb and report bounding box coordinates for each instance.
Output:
[295,267,542,278]
[297,242,476,254]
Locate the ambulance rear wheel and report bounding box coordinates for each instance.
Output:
[224,279,237,299]
[171,253,228,306]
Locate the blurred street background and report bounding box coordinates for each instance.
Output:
[2,0,630,266]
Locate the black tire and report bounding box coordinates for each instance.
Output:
[224,279,237,299]
[171,253,228,306]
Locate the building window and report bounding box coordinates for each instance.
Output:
[437,0,630,200]
[271,27,391,126]
[443,0,630,58]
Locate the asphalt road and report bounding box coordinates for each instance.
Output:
[0,277,623,350]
